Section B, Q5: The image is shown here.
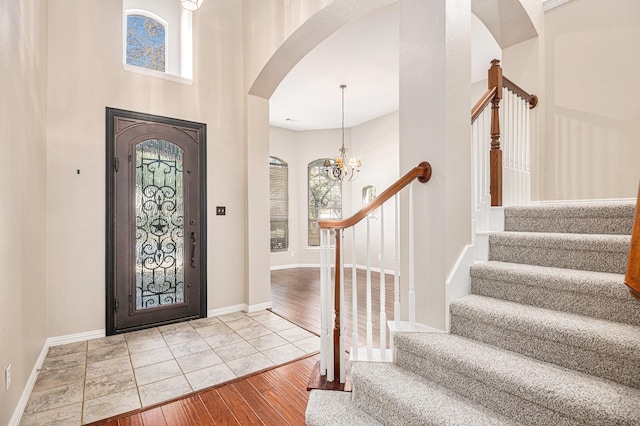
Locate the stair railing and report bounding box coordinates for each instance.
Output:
[308,162,432,390]
[625,184,640,301]
[471,59,538,232]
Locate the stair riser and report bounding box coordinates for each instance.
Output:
[351,384,415,426]
[489,243,628,274]
[504,217,633,235]
[503,204,635,235]
[451,315,640,389]
[471,277,640,326]
[396,350,582,426]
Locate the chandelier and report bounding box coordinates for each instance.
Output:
[325,85,361,182]
[180,0,204,11]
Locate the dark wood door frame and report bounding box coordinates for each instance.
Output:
[106,107,207,335]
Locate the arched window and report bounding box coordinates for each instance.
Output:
[123,0,195,82]
[308,159,342,246]
[270,157,289,251]
[125,13,167,72]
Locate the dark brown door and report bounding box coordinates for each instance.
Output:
[106,108,207,334]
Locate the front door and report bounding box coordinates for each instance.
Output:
[106,108,207,335]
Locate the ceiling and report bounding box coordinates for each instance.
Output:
[269,4,504,132]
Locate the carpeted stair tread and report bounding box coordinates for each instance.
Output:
[470,261,640,325]
[395,333,640,425]
[305,390,382,426]
[504,203,635,234]
[350,361,521,426]
[471,261,628,299]
[450,294,640,387]
[451,294,640,358]
[488,232,630,273]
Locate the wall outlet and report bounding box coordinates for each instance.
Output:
[5,364,11,391]
[290,250,295,257]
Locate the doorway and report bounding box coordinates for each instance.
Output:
[106,108,207,335]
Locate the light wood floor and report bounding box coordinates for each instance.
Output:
[91,267,392,425]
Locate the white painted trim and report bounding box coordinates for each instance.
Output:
[539,198,635,205]
[445,244,476,332]
[270,263,319,271]
[207,304,246,317]
[122,64,193,85]
[48,329,105,346]
[8,342,49,426]
[543,0,572,12]
[270,263,398,275]
[245,301,272,313]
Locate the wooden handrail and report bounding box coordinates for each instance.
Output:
[625,184,640,301]
[319,161,432,230]
[503,76,538,109]
[471,87,497,124]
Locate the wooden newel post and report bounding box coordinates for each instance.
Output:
[489,59,503,206]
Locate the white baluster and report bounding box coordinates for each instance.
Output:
[339,229,345,383]
[319,228,326,375]
[394,195,400,328]
[379,204,386,360]
[409,183,415,328]
[351,228,358,361]
[366,216,373,359]
[326,230,334,382]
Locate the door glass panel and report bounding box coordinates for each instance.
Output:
[135,139,184,309]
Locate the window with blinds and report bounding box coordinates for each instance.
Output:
[308,159,342,246]
[270,157,289,251]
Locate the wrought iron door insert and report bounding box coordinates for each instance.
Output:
[106,108,206,334]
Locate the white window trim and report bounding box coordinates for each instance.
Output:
[122,63,193,85]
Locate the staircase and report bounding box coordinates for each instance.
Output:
[306,203,640,425]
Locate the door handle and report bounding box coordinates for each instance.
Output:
[190,231,197,268]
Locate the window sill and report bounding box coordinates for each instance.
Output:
[123,64,193,85]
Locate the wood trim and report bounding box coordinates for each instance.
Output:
[471,87,497,124]
[503,76,538,109]
[625,184,640,301]
[318,162,431,230]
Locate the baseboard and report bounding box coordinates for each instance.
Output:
[445,244,475,332]
[543,0,572,12]
[539,197,635,205]
[270,263,398,275]
[245,301,272,313]
[270,263,319,271]
[8,341,49,426]
[207,304,246,317]
[47,329,105,347]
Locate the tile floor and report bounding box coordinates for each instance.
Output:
[20,310,320,425]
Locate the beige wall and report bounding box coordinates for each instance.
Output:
[543,0,640,200]
[45,0,246,337]
[0,1,49,423]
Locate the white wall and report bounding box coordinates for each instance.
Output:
[0,1,48,423]
[543,0,640,200]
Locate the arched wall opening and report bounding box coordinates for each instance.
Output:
[244,0,537,327]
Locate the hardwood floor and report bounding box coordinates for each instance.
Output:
[91,267,392,425]
[90,354,318,426]
[271,267,396,349]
